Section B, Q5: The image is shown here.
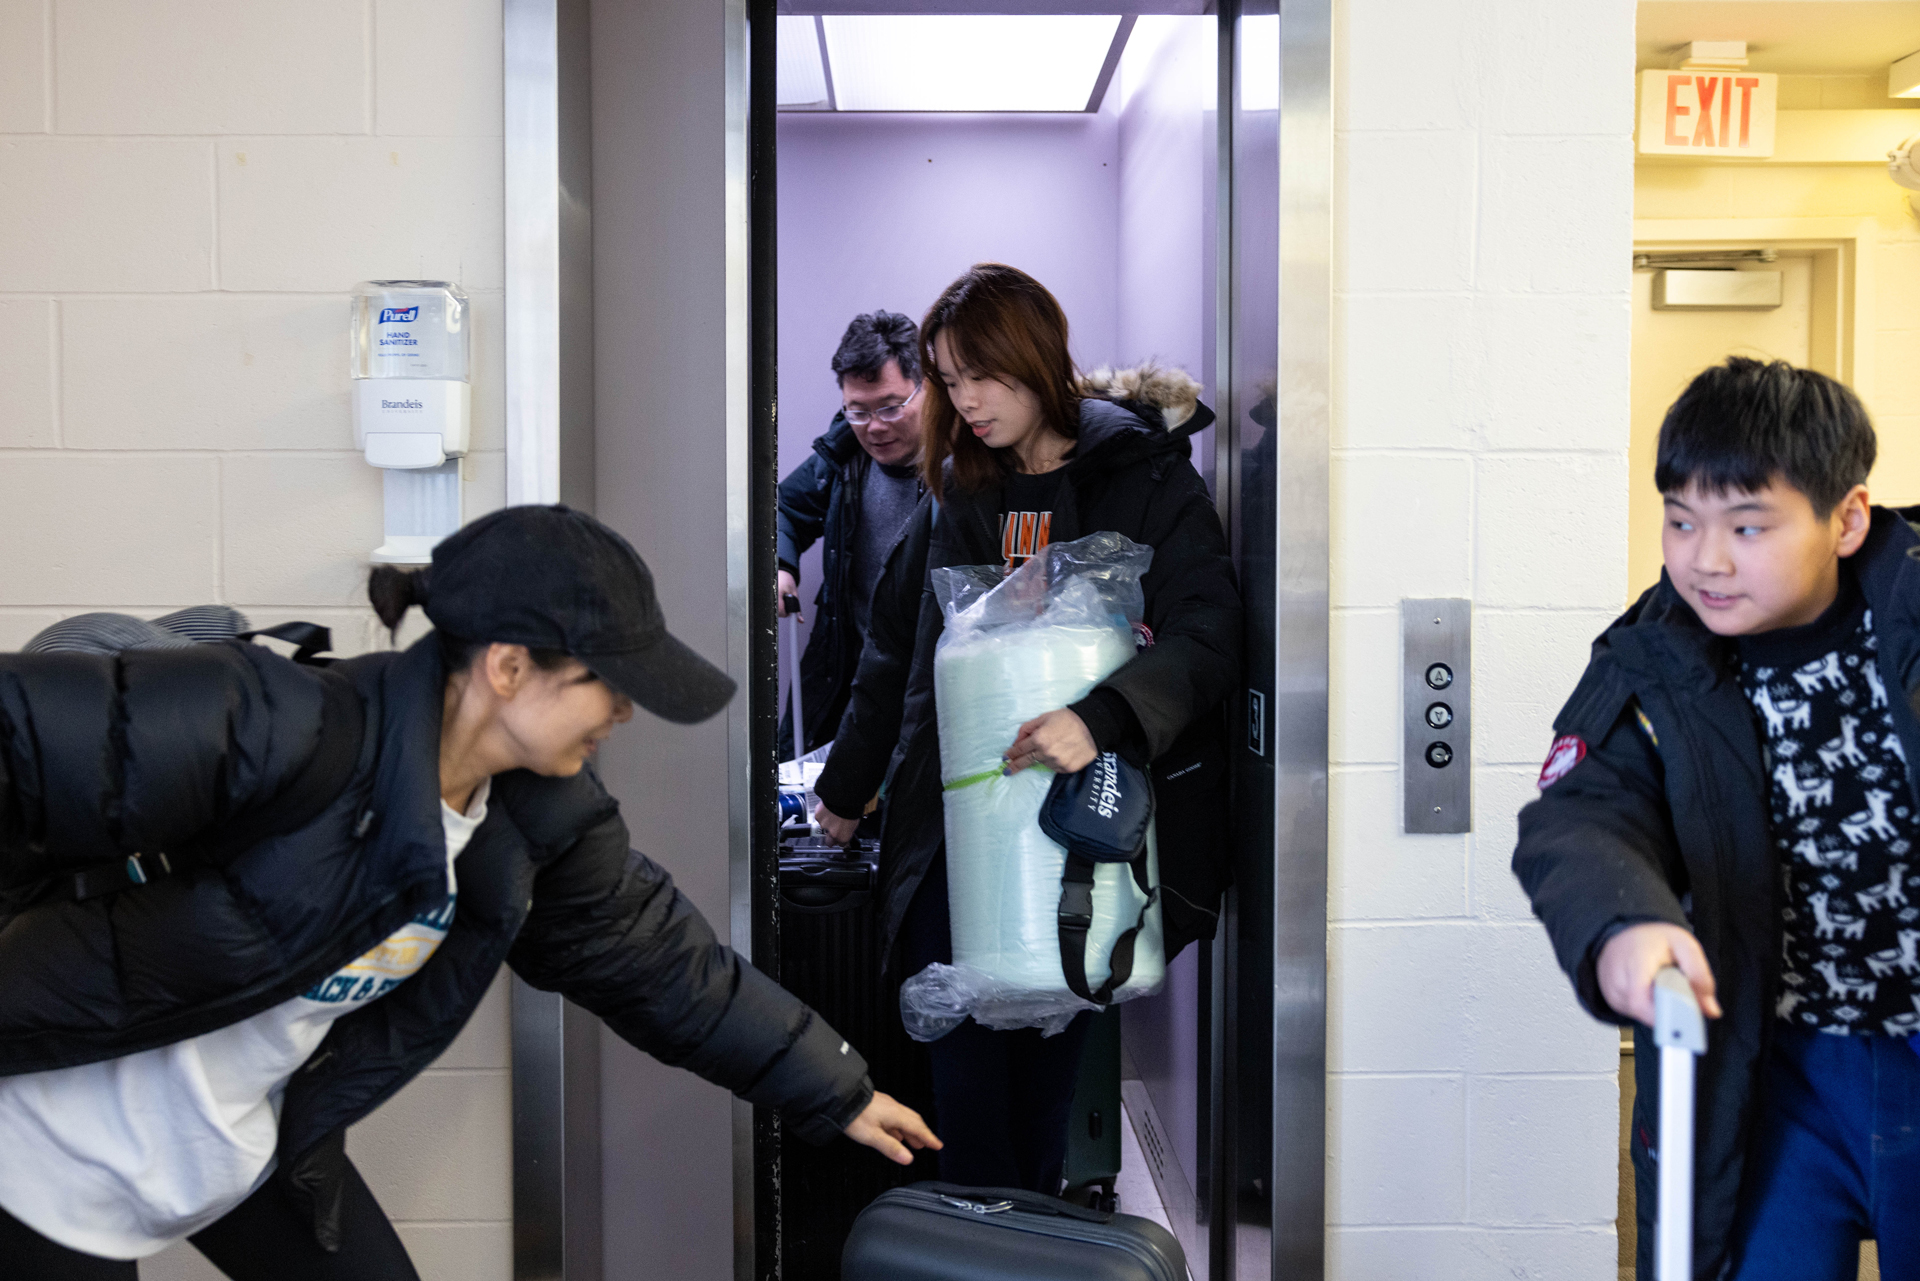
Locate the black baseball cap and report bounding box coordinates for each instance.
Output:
[422,505,736,724]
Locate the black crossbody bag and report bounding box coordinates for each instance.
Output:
[1038,751,1158,1006]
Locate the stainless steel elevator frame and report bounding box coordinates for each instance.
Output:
[502,2,1332,1275]
[505,1,602,1278]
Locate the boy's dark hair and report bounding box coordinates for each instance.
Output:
[831,310,921,385]
[1655,357,1876,517]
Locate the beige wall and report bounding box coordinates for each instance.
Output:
[1632,74,1920,592]
[0,2,511,1277]
[1328,0,1635,1272]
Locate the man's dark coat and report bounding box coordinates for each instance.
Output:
[777,413,922,754]
[1513,506,1920,1279]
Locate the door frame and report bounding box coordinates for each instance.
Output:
[502,3,1335,1277]
[1629,216,1876,595]
[1631,216,1877,396]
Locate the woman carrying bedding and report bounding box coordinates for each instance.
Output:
[813,263,1241,1193]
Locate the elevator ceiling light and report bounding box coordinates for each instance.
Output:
[777,15,830,108]
[822,15,1124,112]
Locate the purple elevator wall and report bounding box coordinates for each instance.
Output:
[1109,14,1215,1204]
[775,109,1119,660]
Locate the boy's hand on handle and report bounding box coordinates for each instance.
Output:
[844,1091,942,1165]
[777,570,803,622]
[1004,708,1097,775]
[814,802,859,846]
[1598,922,1723,1026]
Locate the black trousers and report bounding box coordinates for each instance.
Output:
[0,1158,419,1281]
[900,855,1092,1194]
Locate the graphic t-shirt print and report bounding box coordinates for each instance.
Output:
[1000,510,1052,569]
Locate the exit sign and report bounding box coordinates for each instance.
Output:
[1638,70,1777,157]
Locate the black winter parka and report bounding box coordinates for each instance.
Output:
[1512,506,1920,1280]
[814,385,1242,970]
[0,635,872,1248]
[777,413,922,753]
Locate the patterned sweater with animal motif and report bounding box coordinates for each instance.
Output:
[1736,577,1920,1034]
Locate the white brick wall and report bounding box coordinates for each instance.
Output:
[0,3,510,1277]
[1329,0,1636,1274]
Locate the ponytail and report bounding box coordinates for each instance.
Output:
[369,563,571,674]
[368,565,430,636]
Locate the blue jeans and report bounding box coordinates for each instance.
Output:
[1728,1026,1920,1280]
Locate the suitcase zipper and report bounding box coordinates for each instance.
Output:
[888,1189,1180,1281]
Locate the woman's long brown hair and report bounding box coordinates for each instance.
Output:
[918,263,1081,497]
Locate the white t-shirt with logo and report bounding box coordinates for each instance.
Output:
[0,781,490,1259]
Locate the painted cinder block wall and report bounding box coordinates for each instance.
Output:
[0,2,511,1278]
[1327,0,1636,1274]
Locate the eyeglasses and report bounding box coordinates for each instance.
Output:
[843,383,920,427]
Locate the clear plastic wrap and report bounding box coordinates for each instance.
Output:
[902,532,1165,1040]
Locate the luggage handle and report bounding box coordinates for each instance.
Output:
[1653,966,1706,1281]
[915,1182,1112,1225]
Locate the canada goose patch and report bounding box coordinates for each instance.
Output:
[1538,735,1588,789]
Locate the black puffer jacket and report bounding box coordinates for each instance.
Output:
[815,371,1242,968]
[1513,506,1920,1279]
[0,635,871,1248]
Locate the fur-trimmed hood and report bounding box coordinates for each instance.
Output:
[1069,362,1214,470]
[1076,363,1205,432]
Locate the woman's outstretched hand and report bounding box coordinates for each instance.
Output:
[844,1091,942,1165]
[1003,708,1097,775]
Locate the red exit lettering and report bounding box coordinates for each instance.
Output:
[1663,74,1762,149]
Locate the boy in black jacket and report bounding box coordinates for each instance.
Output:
[1514,357,1920,1280]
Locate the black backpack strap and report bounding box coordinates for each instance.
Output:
[195,667,365,861]
[238,621,335,666]
[1057,849,1158,1007]
[68,665,365,901]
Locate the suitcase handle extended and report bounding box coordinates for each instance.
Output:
[1653,966,1707,1281]
[915,1182,1113,1225]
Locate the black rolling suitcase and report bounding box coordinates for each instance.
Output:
[842,1183,1186,1281]
[776,829,937,1278]
[1063,1007,1123,1209]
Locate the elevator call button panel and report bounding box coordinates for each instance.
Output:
[1403,598,1471,834]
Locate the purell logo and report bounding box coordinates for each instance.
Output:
[1086,752,1123,820]
[378,306,419,324]
[380,398,425,410]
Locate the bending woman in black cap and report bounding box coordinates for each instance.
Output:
[0,504,937,1281]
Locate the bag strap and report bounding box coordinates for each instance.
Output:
[238,621,334,666]
[191,666,364,863]
[1056,848,1157,1007]
[68,652,365,901]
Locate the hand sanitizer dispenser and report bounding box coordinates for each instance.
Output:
[350,280,470,564]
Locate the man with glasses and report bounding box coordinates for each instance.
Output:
[777,310,927,756]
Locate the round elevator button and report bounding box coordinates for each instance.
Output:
[1424,663,1454,691]
[1425,702,1454,730]
[1425,742,1454,768]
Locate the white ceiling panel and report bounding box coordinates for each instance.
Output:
[822,15,1123,111]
